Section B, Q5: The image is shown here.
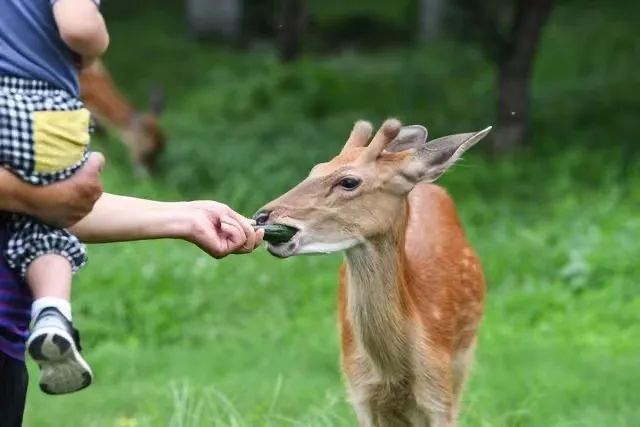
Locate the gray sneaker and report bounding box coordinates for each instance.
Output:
[26,307,93,395]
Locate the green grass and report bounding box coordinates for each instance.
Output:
[22,1,640,425]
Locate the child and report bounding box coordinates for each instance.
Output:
[0,0,109,394]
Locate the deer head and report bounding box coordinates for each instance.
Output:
[80,60,167,176]
[254,119,491,258]
[121,87,166,176]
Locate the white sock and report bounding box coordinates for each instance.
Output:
[31,297,72,322]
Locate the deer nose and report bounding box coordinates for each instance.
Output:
[252,210,271,226]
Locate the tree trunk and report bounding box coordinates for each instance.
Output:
[493,0,554,154]
[418,0,447,41]
[276,0,307,62]
[186,0,242,42]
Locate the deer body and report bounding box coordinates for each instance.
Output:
[79,60,165,174]
[255,119,490,426]
[339,184,484,426]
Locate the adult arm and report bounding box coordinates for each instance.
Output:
[0,168,32,214]
[0,154,104,227]
[69,195,264,257]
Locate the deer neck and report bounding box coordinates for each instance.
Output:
[344,202,412,377]
[81,70,136,129]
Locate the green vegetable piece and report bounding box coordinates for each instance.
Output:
[257,224,298,244]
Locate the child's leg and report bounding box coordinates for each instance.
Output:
[27,254,73,321]
[28,254,72,299]
[6,217,92,395]
[24,253,93,395]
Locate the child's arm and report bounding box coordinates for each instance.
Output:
[52,0,109,60]
[69,195,264,257]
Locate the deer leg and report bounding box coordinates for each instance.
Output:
[368,392,415,427]
[350,395,412,427]
[414,364,455,427]
[351,399,376,427]
[132,161,150,179]
[451,337,477,420]
[374,410,413,427]
[426,412,454,427]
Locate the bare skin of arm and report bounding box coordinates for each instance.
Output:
[53,0,109,63]
[69,195,264,257]
[27,196,264,300]
[0,153,105,228]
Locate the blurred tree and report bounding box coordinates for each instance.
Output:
[237,1,414,55]
[308,0,415,50]
[418,0,447,40]
[241,0,278,41]
[276,0,308,62]
[186,0,243,42]
[453,0,555,153]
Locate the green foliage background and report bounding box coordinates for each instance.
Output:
[24,0,640,425]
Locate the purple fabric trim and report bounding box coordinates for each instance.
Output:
[0,224,32,361]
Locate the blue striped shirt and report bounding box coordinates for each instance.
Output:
[0,224,32,361]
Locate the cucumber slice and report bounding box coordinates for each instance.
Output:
[256,224,298,244]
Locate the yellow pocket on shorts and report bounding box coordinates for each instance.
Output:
[32,109,90,173]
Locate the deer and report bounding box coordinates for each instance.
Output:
[254,119,491,426]
[79,59,166,175]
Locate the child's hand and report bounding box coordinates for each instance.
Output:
[183,201,264,258]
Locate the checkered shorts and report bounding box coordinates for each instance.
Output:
[0,76,89,277]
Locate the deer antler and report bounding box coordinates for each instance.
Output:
[341,120,374,153]
[363,118,402,161]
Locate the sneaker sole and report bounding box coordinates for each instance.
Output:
[26,327,93,395]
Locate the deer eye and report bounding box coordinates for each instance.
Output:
[337,177,362,191]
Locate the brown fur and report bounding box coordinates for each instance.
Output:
[338,185,484,426]
[79,60,166,174]
[259,119,488,426]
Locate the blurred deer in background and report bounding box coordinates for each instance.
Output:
[255,119,491,426]
[79,59,166,175]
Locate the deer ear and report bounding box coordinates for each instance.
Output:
[385,125,428,153]
[404,127,491,182]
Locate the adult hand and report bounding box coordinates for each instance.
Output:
[22,153,104,227]
[183,201,264,258]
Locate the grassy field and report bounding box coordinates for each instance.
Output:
[23,1,640,426]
